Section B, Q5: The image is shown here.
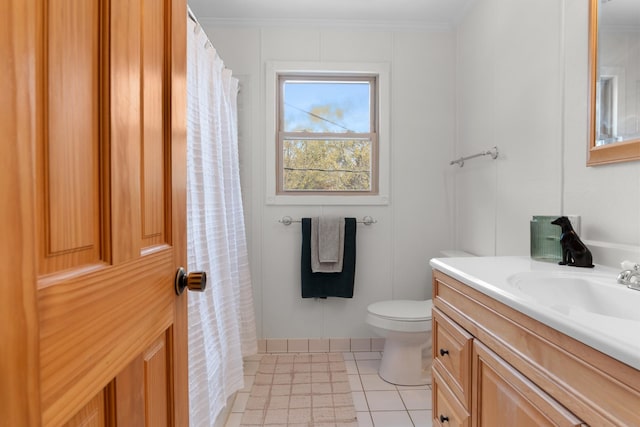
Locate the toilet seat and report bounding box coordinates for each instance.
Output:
[367,300,433,322]
[366,300,433,333]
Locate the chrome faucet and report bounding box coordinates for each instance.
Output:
[617,261,640,291]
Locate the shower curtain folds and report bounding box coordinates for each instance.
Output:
[186,17,257,427]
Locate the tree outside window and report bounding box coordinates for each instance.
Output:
[277,75,378,194]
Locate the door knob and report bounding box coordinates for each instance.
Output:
[175,267,207,295]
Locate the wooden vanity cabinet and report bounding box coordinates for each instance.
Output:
[432,269,640,427]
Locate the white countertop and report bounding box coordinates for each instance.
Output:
[430,256,640,371]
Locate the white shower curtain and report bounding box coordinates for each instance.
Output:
[186,16,257,427]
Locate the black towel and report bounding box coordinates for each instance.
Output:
[301,217,356,298]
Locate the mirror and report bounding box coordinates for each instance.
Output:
[588,0,640,165]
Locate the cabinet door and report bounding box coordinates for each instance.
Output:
[472,341,584,427]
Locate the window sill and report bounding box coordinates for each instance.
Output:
[266,194,389,206]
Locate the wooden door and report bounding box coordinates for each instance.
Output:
[1,0,189,425]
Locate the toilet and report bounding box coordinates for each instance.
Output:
[366,250,473,386]
[366,299,433,385]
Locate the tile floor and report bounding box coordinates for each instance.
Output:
[225,351,433,427]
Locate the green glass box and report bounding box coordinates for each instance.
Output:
[530,215,562,262]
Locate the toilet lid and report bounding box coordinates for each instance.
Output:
[367,300,433,322]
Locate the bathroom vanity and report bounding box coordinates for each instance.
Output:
[430,256,640,427]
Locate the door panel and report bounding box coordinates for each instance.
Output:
[38,0,103,274]
[28,0,187,425]
[141,0,167,249]
[62,391,106,427]
[113,333,171,427]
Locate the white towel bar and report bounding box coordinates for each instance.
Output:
[278,216,377,226]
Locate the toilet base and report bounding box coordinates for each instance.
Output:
[378,334,432,386]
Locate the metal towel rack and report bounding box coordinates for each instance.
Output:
[450,146,499,167]
[278,216,377,226]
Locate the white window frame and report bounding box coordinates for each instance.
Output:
[265,61,390,205]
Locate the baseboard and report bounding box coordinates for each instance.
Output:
[257,337,385,353]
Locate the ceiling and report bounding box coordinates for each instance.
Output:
[188,0,475,27]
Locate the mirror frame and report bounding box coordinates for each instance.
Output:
[587,0,640,166]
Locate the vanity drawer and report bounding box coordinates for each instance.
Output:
[433,364,470,427]
[432,307,473,408]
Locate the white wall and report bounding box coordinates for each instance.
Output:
[201,0,640,341]
[455,0,640,266]
[203,23,456,339]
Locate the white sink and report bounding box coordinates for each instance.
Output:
[430,256,640,370]
[507,271,640,322]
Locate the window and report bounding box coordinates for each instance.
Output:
[266,62,390,205]
[277,75,378,194]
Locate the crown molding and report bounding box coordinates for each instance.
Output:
[197,17,453,32]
